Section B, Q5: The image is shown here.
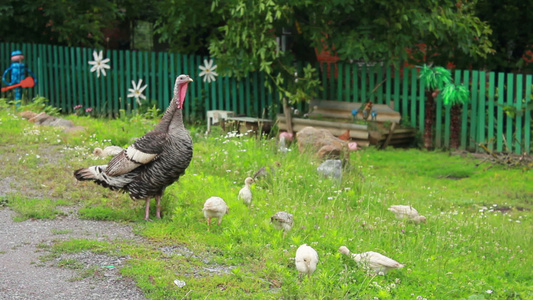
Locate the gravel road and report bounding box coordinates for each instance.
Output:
[0,207,147,300]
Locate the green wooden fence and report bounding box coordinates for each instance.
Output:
[318,62,532,154]
[1,43,531,154]
[0,42,279,121]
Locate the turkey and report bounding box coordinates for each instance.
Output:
[74,75,194,221]
[387,205,426,224]
[203,196,229,227]
[270,211,293,237]
[93,146,123,158]
[295,244,319,279]
[338,246,404,275]
[238,177,254,206]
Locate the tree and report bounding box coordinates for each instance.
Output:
[0,1,123,47]
[163,0,493,103]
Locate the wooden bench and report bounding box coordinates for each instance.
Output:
[277,100,415,148]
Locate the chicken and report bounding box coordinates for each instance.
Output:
[93,146,123,158]
[387,205,427,224]
[295,244,319,279]
[338,129,350,141]
[202,196,229,227]
[339,246,404,275]
[238,177,254,206]
[270,211,294,236]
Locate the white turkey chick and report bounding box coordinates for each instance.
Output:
[203,196,229,227]
[295,244,319,279]
[238,177,254,206]
[387,205,426,224]
[93,146,124,158]
[270,211,294,237]
[339,246,404,275]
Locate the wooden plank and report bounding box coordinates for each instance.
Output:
[410,69,417,128]
[231,77,237,114]
[394,68,400,111]
[361,64,367,102]
[320,62,327,100]
[151,51,157,105]
[515,74,523,153]
[435,93,443,148]
[125,50,132,113]
[485,72,495,151]
[112,50,119,115]
[131,50,137,110]
[277,115,368,130]
[385,67,392,106]
[369,65,375,103]
[377,65,383,104]
[419,75,425,137]
[525,75,532,154]
[496,72,505,151]
[162,52,169,109]
[460,71,470,149]
[259,72,266,115]
[353,64,359,102]
[345,63,351,101]
[329,63,335,100]
[239,79,245,115]
[308,99,399,112]
[276,121,370,140]
[169,53,175,109]
[402,68,409,120]
[245,75,251,115]
[506,73,514,152]
[252,71,258,116]
[74,47,83,111]
[58,46,66,112]
[478,71,486,148]
[337,62,343,101]
[469,71,479,149]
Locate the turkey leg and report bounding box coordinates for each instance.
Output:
[144,198,151,221]
[155,194,162,219]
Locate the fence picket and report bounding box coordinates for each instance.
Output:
[506,73,514,152]
[524,75,532,152]
[515,74,523,153]
[487,72,495,151]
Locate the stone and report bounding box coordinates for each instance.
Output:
[19,111,38,120]
[317,159,343,181]
[296,126,348,159]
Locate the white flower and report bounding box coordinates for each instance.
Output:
[198,59,218,83]
[127,79,148,105]
[486,290,493,294]
[88,50,111,78]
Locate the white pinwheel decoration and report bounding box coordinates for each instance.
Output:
[198,59,218,83]
[88,50,111,78]
[127,79,148,105]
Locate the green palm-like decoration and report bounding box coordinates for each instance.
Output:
[420,65,452,91]
[441,83,470,148]
[441,83,470,106]
[419,65,470,149]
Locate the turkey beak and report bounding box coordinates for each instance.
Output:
[188,78,193,82]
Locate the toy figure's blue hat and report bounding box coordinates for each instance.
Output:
[11,50,23,57]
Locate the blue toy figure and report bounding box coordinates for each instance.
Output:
[2,50,37,105]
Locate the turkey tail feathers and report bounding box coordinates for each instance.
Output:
[74,165,134,190]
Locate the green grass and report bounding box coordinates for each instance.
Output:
[1,102,532,299]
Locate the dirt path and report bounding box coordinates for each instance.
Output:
[0,207,147,300]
